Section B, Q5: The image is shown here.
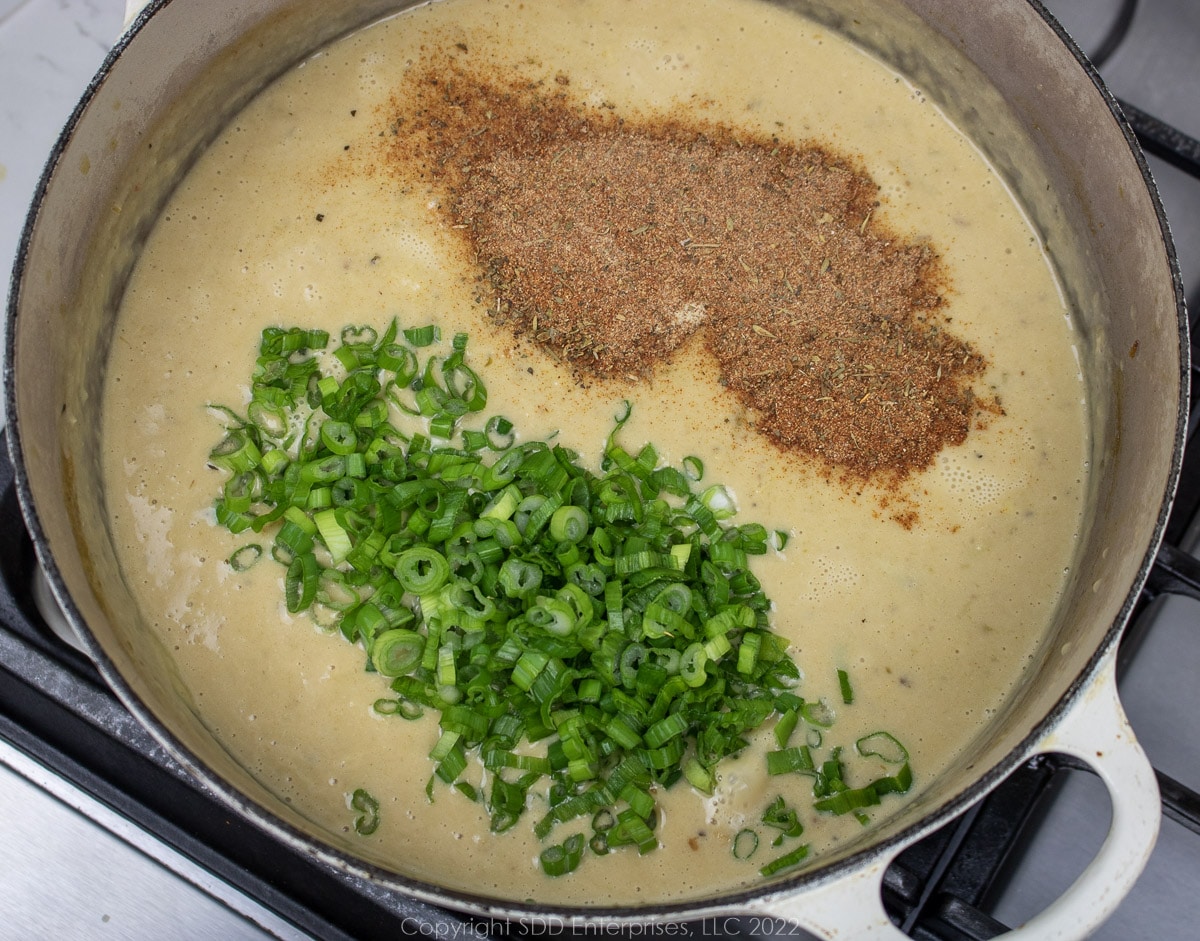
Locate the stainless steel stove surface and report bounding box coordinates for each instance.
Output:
[2,1,1199,938]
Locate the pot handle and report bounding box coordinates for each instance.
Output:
[746,651,1159,940]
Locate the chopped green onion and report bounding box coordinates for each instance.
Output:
[209,431,262,474]
[403,324,441,347]
[801,699,835,728]
[774,708,799,748]
[285,552,319,613]
[349,788,380,836]
[838,668,854,705]
[314,508,352,563]
[208,322,917,883]
[371,629,426,677]
[226,544,263,572]
[540,832,587,877]
[549,505,590,544]
[733,828,759,860]
[683,757,715,795]
[643,713,687,749]
[680,642,708,687]
[766,747,815,776]
[856,731,909,764]
[760,842,809,877]
[320,420,358,455]
[761,796,804,839]
[813,764,914,816]
[395,547,450,594]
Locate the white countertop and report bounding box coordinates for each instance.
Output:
[0,0,122,291]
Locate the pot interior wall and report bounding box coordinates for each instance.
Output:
[7,0,1184,907]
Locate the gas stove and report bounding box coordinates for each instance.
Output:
[2,1,1198,938]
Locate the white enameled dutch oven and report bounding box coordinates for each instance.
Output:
[3,0,1189,937]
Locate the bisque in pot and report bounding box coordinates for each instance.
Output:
[99,0,1088,907]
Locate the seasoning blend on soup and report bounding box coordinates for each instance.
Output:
[100,0,1089,906]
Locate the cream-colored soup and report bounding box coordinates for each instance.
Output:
[101,0,1088,906]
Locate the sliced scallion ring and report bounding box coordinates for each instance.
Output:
[371,629,426,677]
[226,543,263,572]
[349,788,380,836]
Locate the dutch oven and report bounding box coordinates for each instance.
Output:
[4,0,1191,936]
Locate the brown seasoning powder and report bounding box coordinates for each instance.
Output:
[379,51,999,489]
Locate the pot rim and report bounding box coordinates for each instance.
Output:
[3,0,1190,924]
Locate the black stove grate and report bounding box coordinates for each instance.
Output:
[2,61,1199,941]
